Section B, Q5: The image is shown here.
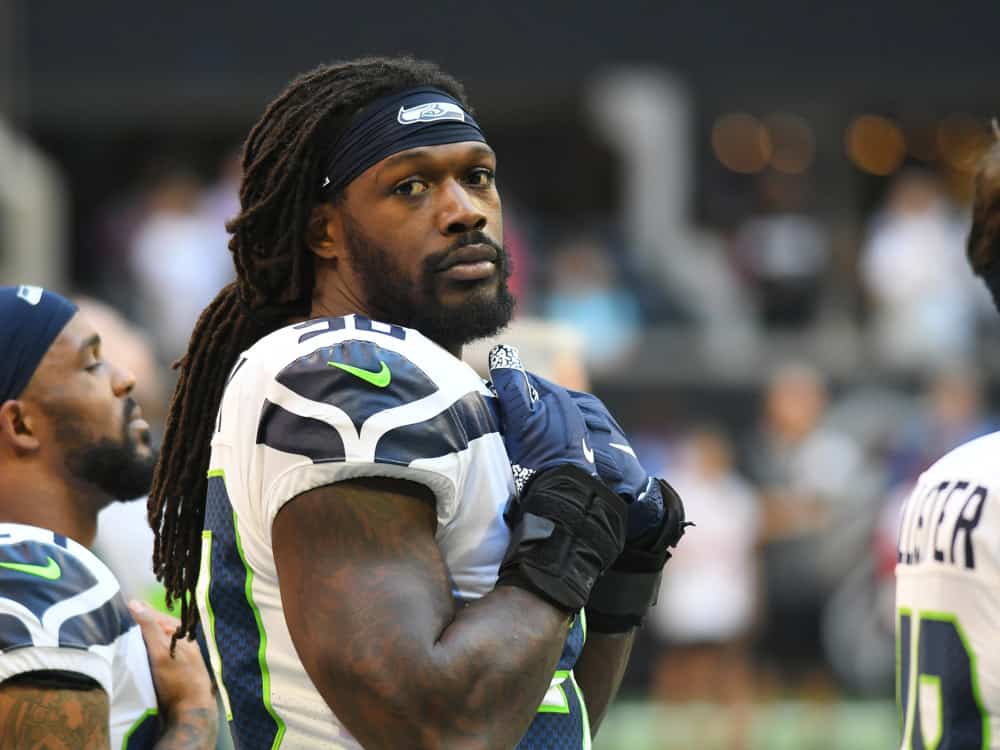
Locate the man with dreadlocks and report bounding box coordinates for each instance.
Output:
[150,56,687,749]
[895,131,1000,749]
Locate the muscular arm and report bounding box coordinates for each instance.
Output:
[0,682,110,749]
[574,630,635,736]
[273,476,570,750]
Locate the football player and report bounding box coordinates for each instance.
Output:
[895,132,1000,748]
[149,57,687,749]
[0,285,217,748]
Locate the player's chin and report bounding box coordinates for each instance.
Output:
[435,273,501,304]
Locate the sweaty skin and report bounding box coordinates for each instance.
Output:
[273,477,570,749]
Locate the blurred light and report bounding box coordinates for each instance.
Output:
[845,115,906,176]
[904,124,938,162]
[764,113,815,174]
[937,114,991,174]
[712,113,771,174]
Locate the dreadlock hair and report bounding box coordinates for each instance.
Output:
[149,57,471,642]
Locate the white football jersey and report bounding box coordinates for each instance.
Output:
[198,315,590,750]
[0,523,159,748]
[896,431,1000,749]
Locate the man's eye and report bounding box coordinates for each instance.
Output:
[85,362,103,373]
[468,169,495,186]
[394,180,429,196]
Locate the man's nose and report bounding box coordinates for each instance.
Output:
[439,180,487,235]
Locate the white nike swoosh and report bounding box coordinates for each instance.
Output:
[582,438,595,464]
[609,442,637,458]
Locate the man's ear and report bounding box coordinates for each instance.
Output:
[308,202,344,260]
[0,400,41,454]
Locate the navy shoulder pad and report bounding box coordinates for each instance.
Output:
[259,339,439,460]
[0,538,130,651]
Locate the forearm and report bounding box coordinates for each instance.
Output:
[573,629,635,735]
[424,586,570,746]
[322,584,569,750]
[154,705,218,750]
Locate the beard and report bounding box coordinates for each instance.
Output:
[50,397,158,503]
[341,213,516,351]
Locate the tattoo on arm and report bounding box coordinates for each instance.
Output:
[0,683,110,750]
[154,706,217,750]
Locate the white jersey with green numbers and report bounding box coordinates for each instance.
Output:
[896,430,1000,749]
[198,314,591,750]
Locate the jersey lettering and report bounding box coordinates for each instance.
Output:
[897,482,987,570]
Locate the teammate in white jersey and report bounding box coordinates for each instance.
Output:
[896,134,1000,748]
[0,285,217,748]
[148,57,687,749]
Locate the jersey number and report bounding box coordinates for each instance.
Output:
[897,609,989,749]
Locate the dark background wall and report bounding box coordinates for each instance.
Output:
[9,0,1000,127]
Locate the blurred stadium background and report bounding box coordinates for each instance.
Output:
[4,2,1000,747]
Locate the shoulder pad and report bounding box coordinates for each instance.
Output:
[0,536,131,651]
[258,339,439,460]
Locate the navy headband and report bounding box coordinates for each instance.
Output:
[320,86,487,196]
[0,285,78,402]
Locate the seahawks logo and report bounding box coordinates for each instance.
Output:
[397,102,465,125]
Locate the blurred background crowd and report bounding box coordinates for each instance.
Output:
[4,2,1000,747]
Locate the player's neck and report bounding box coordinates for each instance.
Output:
[0,469,101,547]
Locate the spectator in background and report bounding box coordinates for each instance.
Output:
[886,363,995,488]
[542,234,641,372]
[733,173,831,328]
[745,362,870,693]
[861,169,982,369]
[130,167,234,360]
[649,426,760,750]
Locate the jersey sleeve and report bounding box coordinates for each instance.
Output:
[254,331,499,529]
[0,534,132,696]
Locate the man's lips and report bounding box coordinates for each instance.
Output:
[436,243,498,271]
[436,244,499,282]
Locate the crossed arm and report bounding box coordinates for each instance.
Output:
[272,476,573,750]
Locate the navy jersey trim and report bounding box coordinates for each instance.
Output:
[0,614,32,653]
[257,400,346,462]
[203,474,284,749]
[0,542,99,621]
[58,595,133,649]
[275,340,438,432]
[375,391,500,463]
